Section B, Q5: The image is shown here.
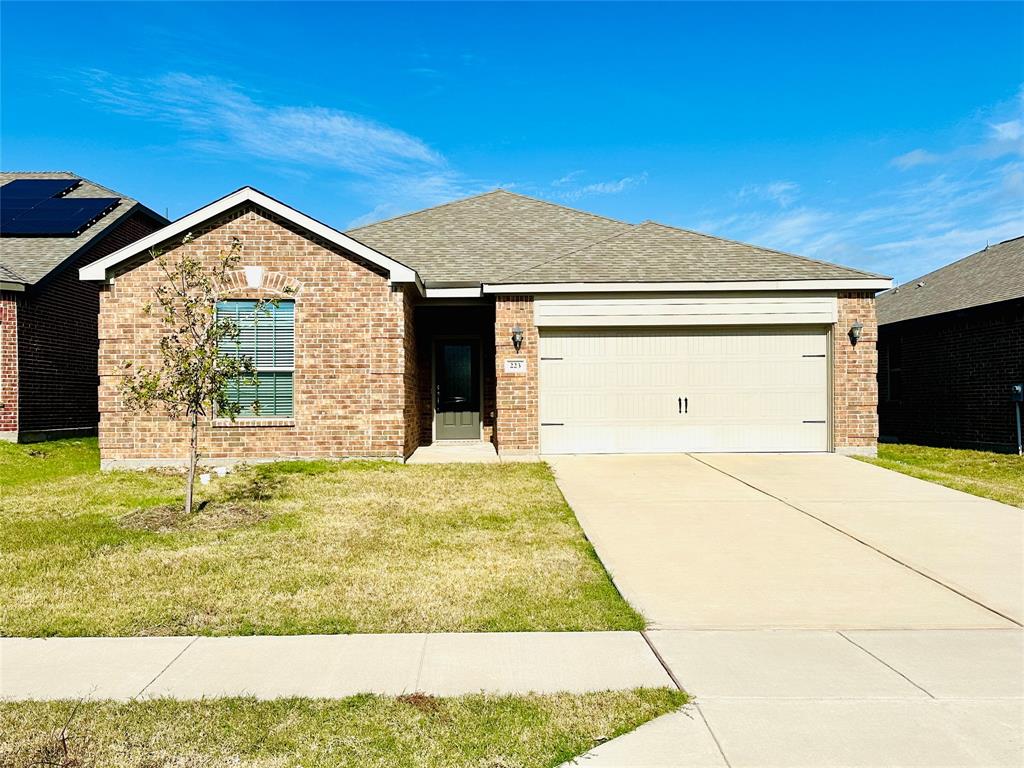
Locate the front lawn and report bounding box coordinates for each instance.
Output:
[0,689,686,768]
[0,439,642,636]
[857,443,1024,508]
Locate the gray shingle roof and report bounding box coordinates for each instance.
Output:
[876,236,1024,325]
[0,171,165,285]
[349,190,883,285]
[502,220,882,283]
[0,262,28,283]
[348,190,632,285]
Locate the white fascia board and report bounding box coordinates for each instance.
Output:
[483,279,893,294]
[1,281,26,292]
[79,187,421,288]
[424,286,482,298]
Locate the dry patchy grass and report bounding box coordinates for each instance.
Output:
[0,439,642,636]
[857,443,1024,508]
[0,689,687,768]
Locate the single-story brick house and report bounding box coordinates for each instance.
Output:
[876,236,1024,453]
[79,187,891,468]
[0,172,166,442]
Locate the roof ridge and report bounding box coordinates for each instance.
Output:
[496,222,638,282]
[886,234,1024,292]
[347,187,628,232]
[647,220,888,280]
[490,189,628,226]
[347,189,506,231]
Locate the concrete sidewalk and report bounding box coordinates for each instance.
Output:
[565,629,1024,767]
[0,631,673,701]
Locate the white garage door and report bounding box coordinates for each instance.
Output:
[539,326,829,454]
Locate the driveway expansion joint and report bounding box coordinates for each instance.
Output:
[688,454,1021,628]
[640,629,685,692]
[695,703,733,768]
[836,630,936,699]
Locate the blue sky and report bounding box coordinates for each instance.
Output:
[2,2,1022,282]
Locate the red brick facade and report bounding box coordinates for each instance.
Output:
[833,291,880,454]
[878,298,1023,453]
[93,211,880,462]
[2,211,163,442]
[402,289,421,457]
[0,292,18,438]
[494,295,539,454]
[98,207,415,466]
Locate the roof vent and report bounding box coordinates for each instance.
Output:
[916,281,925,288]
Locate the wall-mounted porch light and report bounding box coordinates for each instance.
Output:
[511,324,525,353]
[848,321,865,346]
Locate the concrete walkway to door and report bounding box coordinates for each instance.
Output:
[549,453,1023,767]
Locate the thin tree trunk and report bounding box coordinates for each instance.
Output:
[185,411,198,516]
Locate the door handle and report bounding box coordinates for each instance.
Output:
[678,397,682,414]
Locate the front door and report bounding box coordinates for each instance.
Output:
[435,340,481,439]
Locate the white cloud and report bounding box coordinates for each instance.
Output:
[693,89,1024,282]
[891,148,941,170]
[560,172,648,201]
[78,69,484,227]
[990,119,1023,142]
[738,180,800,206]
[552,170,585,187]
[83,71,444,177]
[408,67,442,79]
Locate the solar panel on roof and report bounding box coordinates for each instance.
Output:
[1,179,83,230]
[0,202,36,228]
[1,197,118,236]
[0,178,80,202]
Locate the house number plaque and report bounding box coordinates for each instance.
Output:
[504,359,527,374]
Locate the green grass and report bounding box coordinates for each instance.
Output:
[857,443,1024,508]
[0,689,687,768]
[0,439,643,636]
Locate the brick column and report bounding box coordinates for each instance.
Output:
[833,291,879,455]
[0,292,18,440]
[494,295,539,454]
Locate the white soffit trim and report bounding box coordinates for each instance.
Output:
[1,282,26,292]
[424,286,482,298]
[483,279,893,293]
[78,187,420,286]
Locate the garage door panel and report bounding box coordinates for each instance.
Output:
[539,326,829,454]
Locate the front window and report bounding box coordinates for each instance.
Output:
[217,299,294,417]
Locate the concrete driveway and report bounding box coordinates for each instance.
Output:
[550,453,1023,767]
[549,453,1021,629]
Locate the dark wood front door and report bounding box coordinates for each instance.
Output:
[435,340,481,440]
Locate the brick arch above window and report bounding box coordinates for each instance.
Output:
[218,268,303,299]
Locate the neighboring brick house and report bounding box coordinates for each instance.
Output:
[80,187,890,468]
[0,172,167,442]
[876,236,1024,453]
